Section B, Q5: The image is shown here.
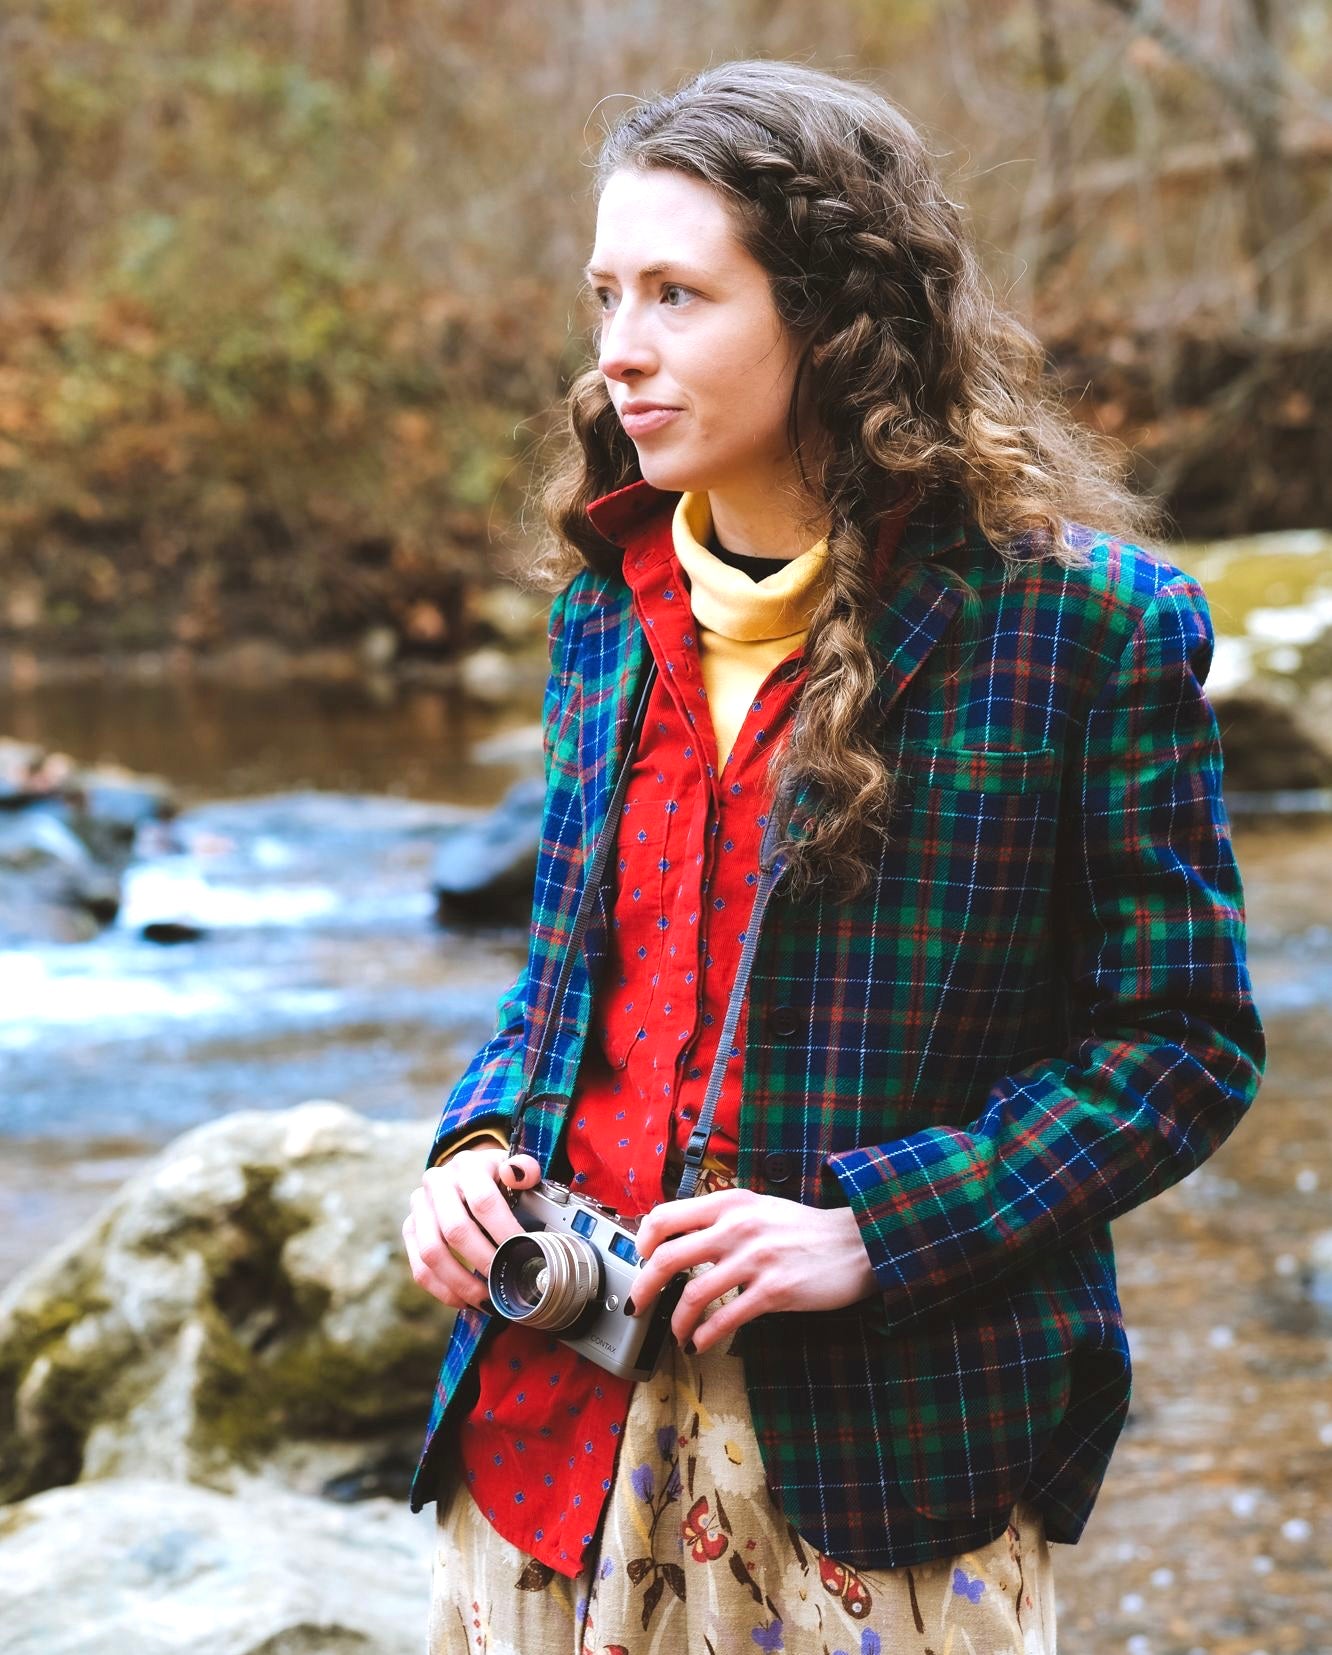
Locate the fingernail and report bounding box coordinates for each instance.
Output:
[683,1338,697,1356]
[624,1296,636,1316]
[511,1166,526,1183]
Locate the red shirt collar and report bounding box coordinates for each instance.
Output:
[585,479,678,549]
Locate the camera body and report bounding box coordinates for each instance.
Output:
[486,1177,687,1382]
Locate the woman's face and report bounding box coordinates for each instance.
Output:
[586,167,807,500]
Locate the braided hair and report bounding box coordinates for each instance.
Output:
[535,59,1157,899]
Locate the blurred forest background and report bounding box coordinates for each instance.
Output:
[0,0,1328,666]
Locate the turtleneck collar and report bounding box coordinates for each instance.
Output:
[671,491,829,644]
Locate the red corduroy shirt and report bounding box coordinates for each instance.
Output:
[453,511,808,1575]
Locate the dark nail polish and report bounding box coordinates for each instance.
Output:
[683,1338,697,1356]
[624,1297,636,1316]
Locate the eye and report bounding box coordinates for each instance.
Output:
[585,280,694,315]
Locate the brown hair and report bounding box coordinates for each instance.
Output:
[531,58,1158,898]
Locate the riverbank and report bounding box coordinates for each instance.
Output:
[0,584,551,700]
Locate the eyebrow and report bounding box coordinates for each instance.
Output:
[581,260,709,285]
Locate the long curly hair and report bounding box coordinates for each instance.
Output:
[529,58,1159,899]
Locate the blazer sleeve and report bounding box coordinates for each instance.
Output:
[423,581,574,1170]
[825,576,1265,1333]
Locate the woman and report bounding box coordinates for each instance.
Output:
[402,59,1263,1654]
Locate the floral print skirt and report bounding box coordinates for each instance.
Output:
[427,1286,1056,1655]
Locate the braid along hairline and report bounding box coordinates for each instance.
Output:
[527,59,1161,896]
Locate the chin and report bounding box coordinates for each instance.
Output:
[633,450,713,496]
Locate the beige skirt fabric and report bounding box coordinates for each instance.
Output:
[427,1287,1056,1655]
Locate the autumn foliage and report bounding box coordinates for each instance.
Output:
[0,0,1327,655]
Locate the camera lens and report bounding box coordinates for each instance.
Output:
[489,1231,603,1331]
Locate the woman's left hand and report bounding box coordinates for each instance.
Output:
[626,1189,878,1355]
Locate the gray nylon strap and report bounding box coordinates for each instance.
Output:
[510,658,789,1204]
[673,807,786,1201]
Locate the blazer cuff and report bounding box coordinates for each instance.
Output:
[824,1141,933,1332]
[429,1125,510,1171]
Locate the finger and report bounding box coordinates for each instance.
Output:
[497,1154,542,1190]
[635,1189,747,1259]
[407,1189,491,1304]
[423,1159,525,1270]
[677,1273,769,1356]
[628,1221,735,1318]
[452,1157,531,1247]
[403,1197,490,1309]
[400,1211,483,1310]
[668,1258,751,1352]
[420,1165,509,1277]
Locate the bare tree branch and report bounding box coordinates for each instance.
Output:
[1025,119,1332,213]
[1097,0,1332,129]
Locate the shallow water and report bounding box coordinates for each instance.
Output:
[0,676,535,1283]
[0,670,544,809]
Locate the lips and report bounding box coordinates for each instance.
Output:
[621,407,682,438]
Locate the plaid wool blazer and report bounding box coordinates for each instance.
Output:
[410,479,1264,1570]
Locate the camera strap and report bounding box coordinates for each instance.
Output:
[508,650,792,1202]
[673,801,787,1201]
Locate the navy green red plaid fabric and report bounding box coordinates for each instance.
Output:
[409,480,1263,1572]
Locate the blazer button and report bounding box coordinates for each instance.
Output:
[768,1004,801,1038]
[761,1152,793,1185]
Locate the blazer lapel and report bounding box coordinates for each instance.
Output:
[577,478,673,908]
[576,590,650,858]
[868,559,967,715]
[866,489,973,711]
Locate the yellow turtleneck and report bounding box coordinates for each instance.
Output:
[671,491,829,767]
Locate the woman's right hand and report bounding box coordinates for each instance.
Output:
[402,1146,542,1311]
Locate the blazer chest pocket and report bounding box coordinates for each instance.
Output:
[892,742,1063,969]
[900,741,1060,795]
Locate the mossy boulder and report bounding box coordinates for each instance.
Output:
[0,1102,452,1506]
[1171,531,1332,805]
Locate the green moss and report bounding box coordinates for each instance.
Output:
[192,1312,285,1466]
[1175,533,1332,662]
[0,1289,110,1418]
[0,1288,114,1503]
[0,1163,452,1493]
[189,1315,442,1460]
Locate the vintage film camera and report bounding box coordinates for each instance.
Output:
[486,1177,689,1382]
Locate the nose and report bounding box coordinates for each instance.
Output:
[597,297,657,385]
